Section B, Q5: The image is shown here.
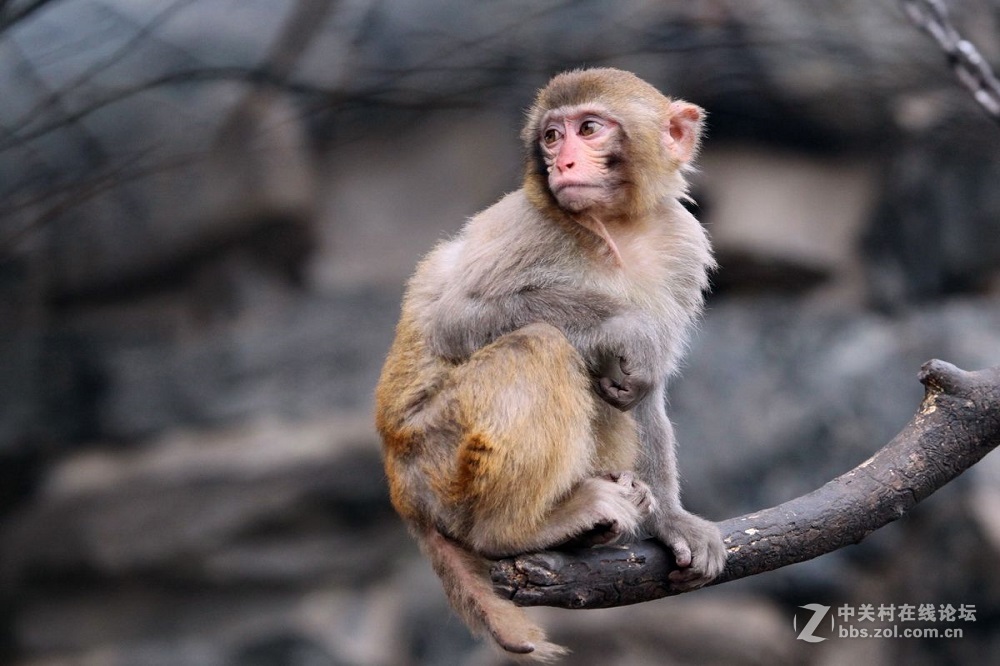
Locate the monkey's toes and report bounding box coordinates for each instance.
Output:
[561,520,623,548]
[604,470,632,484]
[605,471,656,515]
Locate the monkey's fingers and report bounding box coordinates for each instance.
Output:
[668,563,716,590]
[668,547,712,591]
[597,376,638,411]
[669,570,705,590]
[666,531,727,590]
[667,537,694,569]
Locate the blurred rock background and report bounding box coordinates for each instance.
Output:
[2,0,1000,664]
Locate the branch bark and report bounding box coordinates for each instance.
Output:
[492,359,1000,609]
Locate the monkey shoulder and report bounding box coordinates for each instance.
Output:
[657,205,715,298]
[399,192,580,359]
[435,190,578,291]
[466,190,568,253]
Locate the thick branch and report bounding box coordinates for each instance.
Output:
[492,359,1000,609]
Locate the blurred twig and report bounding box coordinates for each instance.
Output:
[4,0,198,138]
[0,148,200,257]
[0,0,60,32]
[901,0,1000,124]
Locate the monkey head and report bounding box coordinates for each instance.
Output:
[522,68,704,222]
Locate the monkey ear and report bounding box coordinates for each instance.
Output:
[662,101,704,164]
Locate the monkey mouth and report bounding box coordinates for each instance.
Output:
[552,182,603,197]
[552,182,608,205]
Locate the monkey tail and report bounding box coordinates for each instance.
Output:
[419,527,569,663]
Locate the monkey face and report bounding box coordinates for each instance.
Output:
[521,68,704,222]
[538,107,625,214]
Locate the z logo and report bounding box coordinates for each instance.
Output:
[794,603,832,643]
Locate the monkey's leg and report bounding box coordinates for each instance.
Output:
[446,322,651,557]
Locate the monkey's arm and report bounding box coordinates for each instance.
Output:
[424,280,618,362]
[632,383,727,588]
[492,360,1000,608]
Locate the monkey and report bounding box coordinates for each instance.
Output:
[375,67,727,662]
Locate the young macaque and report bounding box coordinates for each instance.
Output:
[375,67,726,661]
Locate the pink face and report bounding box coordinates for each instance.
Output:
[539,109,621,213]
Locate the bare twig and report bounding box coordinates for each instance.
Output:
[261,0,338,80]
[492,360,1000,609]
[0,148,205,256]
[900,0,1000,124]
[0,0,60,33]
[3,0,198,139]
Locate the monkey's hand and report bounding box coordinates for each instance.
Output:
[656,510,727,591]
[561,472,656,548]
[594,354,652,411]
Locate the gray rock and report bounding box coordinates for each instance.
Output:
[674,296,1000,519]
[1,414,398,586]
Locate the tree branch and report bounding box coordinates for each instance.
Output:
[492,359,1000,609]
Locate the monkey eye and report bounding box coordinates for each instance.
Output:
[542,127,562,145]
[579,119,603,137]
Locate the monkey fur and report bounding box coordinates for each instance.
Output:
[375,68,726,661]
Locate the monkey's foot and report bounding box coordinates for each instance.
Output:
[560,471,656,548]
[657,510,727,591]
[604,471,657,516]
[559,521,622,548]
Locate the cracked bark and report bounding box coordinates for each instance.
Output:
[491,359,1000,609]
